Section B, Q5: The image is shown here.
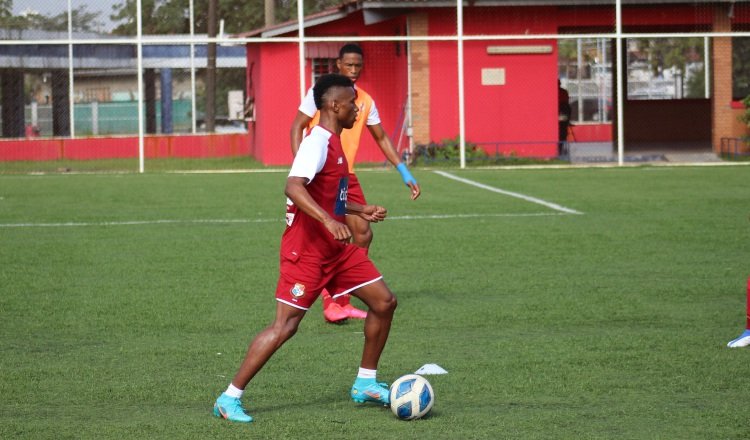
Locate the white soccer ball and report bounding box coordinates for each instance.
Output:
[389,374,434,420]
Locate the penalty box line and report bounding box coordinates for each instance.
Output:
[0,212,564,228]
[433,171,583,215]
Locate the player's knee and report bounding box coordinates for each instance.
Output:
[372,292,397,316]
[387,294,397,313]
[271,319,300,343]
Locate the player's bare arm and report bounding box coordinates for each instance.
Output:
[346,202,387,223]
[290,111,313,156]
[367,123,421,201]
[285,176,352,241]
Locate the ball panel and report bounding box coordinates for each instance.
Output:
[395,402,413,419]
[395,378,416,399]
[389,374,434,420]
[418,386,432,412]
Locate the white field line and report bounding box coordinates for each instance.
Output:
[0,212,565,228]
[433,170,583,215]
[0,219,277,228]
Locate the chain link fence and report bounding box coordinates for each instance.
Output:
[0,1,749,172]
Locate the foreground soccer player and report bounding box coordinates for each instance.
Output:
[290,43,420,323]
[213,74,397,423]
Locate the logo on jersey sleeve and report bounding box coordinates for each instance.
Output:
[335,176,349,216]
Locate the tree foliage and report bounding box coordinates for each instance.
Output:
[0,2,102,32]
[109,0,267,35]
[633,38,703,75]
[0,0,12,19]
[631,37,706,98]
[110,0,342,36]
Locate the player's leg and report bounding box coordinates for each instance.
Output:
[728,276,750,348]
[353,278,397,369]
[348,279,397,405]
[327,213,371,320]
[327,246,396,405]
[214,302,306,422]
[328,174,370,320]
[233,302,306,387]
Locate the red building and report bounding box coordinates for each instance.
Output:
[242,0,750,165]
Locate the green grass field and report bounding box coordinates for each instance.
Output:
[2,165,750,439]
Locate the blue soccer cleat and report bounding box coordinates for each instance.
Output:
[350,379,390,406]
[213,393,254,423]
[728,329,750,348]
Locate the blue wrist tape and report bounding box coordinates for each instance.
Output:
[396,163,416,185]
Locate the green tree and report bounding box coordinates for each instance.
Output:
[110,0,342,36]
[28,6,103,32]
[0,3,101,32]
[0,0,29,29]
[111,0,266,35]
[111,0,190,35]
[0,0,12,19]
[686,64,705,98]
[633,37,705,98]
[634,38,703,75]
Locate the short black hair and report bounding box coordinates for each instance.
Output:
[338,43,364,59]
[313,74,354,110]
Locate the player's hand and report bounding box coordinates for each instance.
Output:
[359,205,387,223]
[396,163,420,200]
[323,217,352,242]
[407,181,421,200]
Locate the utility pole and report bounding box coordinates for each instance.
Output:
[265,0,275,27]
[206,0,217,132]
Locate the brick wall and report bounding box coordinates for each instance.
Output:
[712,4,741,153]
[408,13,430,146]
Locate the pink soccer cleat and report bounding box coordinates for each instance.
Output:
[342,303,367,320]
[323,302,349,323]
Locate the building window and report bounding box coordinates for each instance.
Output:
[311,58,337,84]
[626,38,707,101]
[733,37,750,100]
[558,38,612,124]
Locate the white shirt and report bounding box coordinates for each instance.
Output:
[298,86,381,126]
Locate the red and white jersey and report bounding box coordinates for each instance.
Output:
[299,85,380,173]
[282,125,350,265]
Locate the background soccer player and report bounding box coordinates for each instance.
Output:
[213,74,397,423]
[290,43,420,323]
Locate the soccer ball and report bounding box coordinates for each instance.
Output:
[389,374,434,420]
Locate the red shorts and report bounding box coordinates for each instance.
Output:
[347,173,367,206]
[276,245,382,310]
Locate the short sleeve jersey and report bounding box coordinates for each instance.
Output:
[298,85,380,173]
[283,125,351,265]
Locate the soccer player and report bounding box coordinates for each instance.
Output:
[213,74,397,423]
[727,276,750,347]
[290,43,420,323]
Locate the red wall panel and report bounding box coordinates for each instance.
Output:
[253,43,300,165]
[0,134,251,162]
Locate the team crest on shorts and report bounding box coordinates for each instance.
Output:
[290,283,306,298]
